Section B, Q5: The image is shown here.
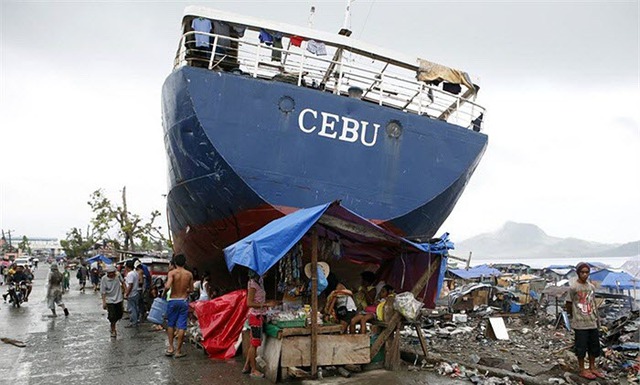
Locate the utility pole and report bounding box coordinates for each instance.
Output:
[7,229,14,251]
[342,0,355,31]
[308,5,316,28]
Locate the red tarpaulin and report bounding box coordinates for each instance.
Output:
[191,289,248,359]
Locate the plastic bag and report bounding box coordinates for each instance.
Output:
[308,267,328,295]
[393,292,423,321]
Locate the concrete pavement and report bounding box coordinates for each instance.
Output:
[0,263,462,385]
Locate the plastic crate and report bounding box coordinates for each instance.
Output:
[273,319,306,328]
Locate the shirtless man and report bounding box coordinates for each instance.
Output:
[164,254,193,358]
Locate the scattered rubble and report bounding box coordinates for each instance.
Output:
[399,301,640,385]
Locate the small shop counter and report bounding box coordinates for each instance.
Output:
[246,324,371,382]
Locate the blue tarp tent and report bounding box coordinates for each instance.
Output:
[86,254,113,265]
[600,271,640,290]
[449,264,502,280]
[225,203,330,276]
[223,202,452,307]
[589,269,613,283]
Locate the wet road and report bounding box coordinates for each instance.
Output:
[0,264,463,385]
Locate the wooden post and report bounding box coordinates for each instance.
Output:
[414,323,429,358]
[370,255,441,359]
[310,228,319,378]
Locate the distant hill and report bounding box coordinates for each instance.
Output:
[589,241,640,258]
[455,222,638,260]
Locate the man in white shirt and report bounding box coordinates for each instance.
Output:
[124,261,140,328]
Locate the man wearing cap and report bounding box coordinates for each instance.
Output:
[569,262,605,379]
[46,264,69,317]
[134,259,151,323]
[124,260,141,328]
[101,264,126,338]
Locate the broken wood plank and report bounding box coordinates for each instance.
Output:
[286,366,310,379]
[281,334,370,367]
[261,337,282,383]
[279,324,343,338]
[1,338,26,348]
[370,255,442,359]
[384,322,401,371]
[414,323,429,358]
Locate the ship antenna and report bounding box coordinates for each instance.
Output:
[308,5,316,28]
[342,0,355,31]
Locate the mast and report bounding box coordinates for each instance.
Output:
[342,0,355,30]
[308,5,316,28]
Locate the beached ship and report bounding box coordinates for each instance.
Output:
[162,6,488,283]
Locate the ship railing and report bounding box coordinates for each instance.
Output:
[175,31,485,131]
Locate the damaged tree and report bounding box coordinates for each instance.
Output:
[83,187,169,252]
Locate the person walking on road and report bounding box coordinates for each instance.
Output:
[163,254,193,358]
[62,266,70,292]
[123,261,140,328]
[100,265,126,338]
[46,264,69,317]
[77,263,89,293]
[569,262,605,380]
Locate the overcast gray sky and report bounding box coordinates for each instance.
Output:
[1,0,638,245]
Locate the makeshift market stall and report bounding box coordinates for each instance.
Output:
[224,201,451,382]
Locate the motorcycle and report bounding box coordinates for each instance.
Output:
[6,281,28,308]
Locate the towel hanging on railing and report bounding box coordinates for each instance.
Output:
[191,18,212,48]
[306,40,327,56]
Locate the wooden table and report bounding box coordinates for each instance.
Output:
[258,325,371,383]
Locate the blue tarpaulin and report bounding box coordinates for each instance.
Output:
[86,254,113,265]
[600,271,640,290]
[589,269,613,283]
[224,203,330,276]
[223,202,452,307]
[449,264,502,280]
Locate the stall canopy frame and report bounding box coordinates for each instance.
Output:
[224,201,452,308]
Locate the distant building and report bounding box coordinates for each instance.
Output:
[543,265,577,282]
[490,263,531,275]
[3,236,62,258]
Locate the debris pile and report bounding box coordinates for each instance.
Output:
[400,300,640,384]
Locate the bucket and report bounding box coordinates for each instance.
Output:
[147,297,167,325]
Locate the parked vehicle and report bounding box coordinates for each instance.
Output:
[116,257,170,282]
[13,257,32,269]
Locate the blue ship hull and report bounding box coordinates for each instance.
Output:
[162,66,487,277]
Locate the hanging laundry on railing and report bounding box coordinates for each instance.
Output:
[272,34,283,62]
[306,40,327,56]
[212,20,231,50]
[417,58,475,92]
[259,29,284,62]
[442,82,462,95]
[231,24,246,38]
[259,29,273,45]
[191,17,212,48]
[290,35,304,47]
